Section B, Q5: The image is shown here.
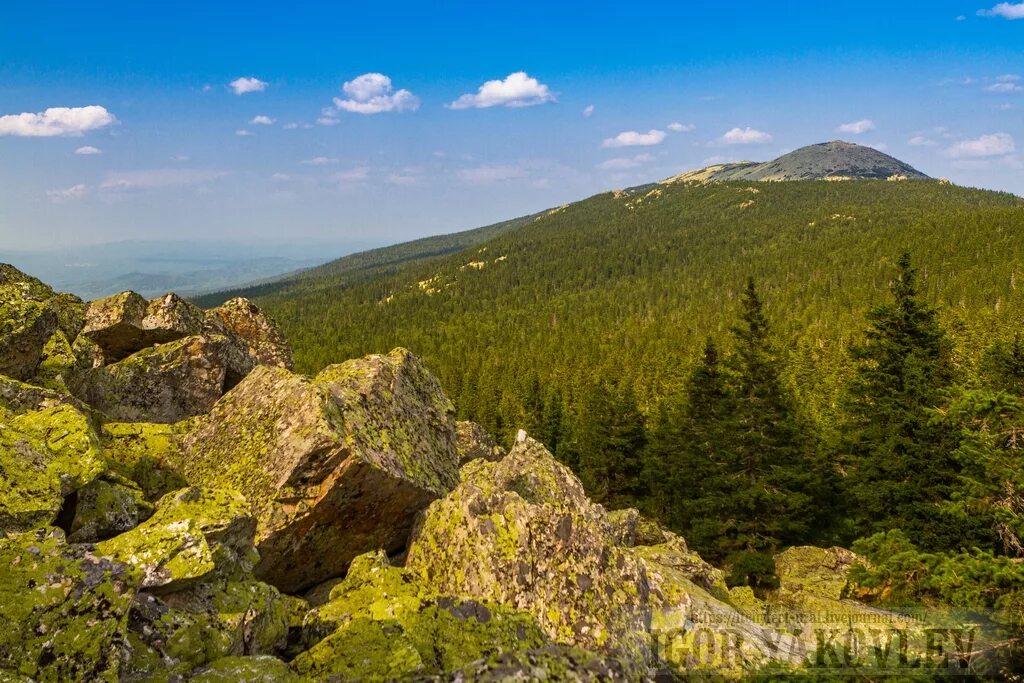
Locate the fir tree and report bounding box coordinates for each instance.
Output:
[843,253,964,550]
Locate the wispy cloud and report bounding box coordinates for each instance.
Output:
[945,132,1016,158]
[908,135,938,147]
[235,129,254,137]
[47,184,88,202]
[719,127,773,145]
[978,2,1024,19]
[301,156,338,166]
[837,119,876,135]
[985,81,1023,93]
[250,115,275,125]
[332,167,371,183]
[602,129,666,148]
[457,164,529,184]
[597,153,654,170]
[0,106,116,137]
[583,104,595,118]
[101,168,228,191]
[331,73,419,115]
[449,72,555,109]
[230,77,268,95]
[74,145,102,155]
[667,122,696,133]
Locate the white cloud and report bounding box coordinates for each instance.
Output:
[230,77,268,95]
[387,170,422,186]
[719,127,773,145]
[331,73,419,114]
[985,82,1023,93]
[449,72,555,109]
[582,104,594,117]
[331,167,370,183]
[978,2,1024,19]
[997,74,1022,82]
[667,122,696,133]
[47,184,87,202]
[602,129,666,148]
[101,168,228,191]
[271,173,290,181]
[837,119,876,135]
[235,129,254,137]
[457,165,528,184]
[0,106,116,137]
[74,145,102,155]
[597,153,654,170]
[945,132,1016,158]
[250,115,275,125]
[908,135,937,147]
[301,156,338,166]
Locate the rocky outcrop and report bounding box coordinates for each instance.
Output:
[96,487,257,593]
[0,401,105,533]
[0,264,84,382]
[83,334,229,422]
[66,474,154,543]
[175,349,459,592]
[81,291,204,363]
[205,297,294,381]
[455,420,506,465]
[406,436,654,661]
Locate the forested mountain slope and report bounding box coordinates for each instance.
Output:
[209,178,1024,443]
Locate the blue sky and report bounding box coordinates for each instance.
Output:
[1,0,1022,250]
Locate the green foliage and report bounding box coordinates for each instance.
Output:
[842,254,968,550]
[724,550,780,592]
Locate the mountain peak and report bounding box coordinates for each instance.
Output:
[664,140,930,184]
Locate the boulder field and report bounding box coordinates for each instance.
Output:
[0,264,921,681]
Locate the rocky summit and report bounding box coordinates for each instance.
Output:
[1,263,933,681]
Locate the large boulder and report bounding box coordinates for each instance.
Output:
[204,297,294,376]
[96,487,257,593]
[405,436,653,661]
[456,420,506,465]
[83,334,228,423]
[175,349,460,592]
[66,474,154,543]
[0,264,59,381]
[81,291,204,363]
[292,550,547,680]
[0,529,137,682]
[100,422,188,501]
[0,402,105,533]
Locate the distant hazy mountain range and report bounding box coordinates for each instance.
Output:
[0,240,370,300]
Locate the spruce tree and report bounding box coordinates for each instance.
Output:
[844,253,963,550]
[572,381,648,508]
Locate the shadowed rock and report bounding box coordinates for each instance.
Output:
[455,420,506,465]
[82,291,205,363]
[175,348,459,592]
[0,263,73,381]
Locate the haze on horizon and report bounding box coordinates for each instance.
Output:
[1,0,1022,251]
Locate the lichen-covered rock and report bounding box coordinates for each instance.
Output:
[32,330,81,394]
[455,420,505,465]
[96,487,257,593]
[607,508,673,548]
[100,421,187,501]
[122,578,289,679]
[0,266,59,381]
[191,656,298,683]
[447,643,647,682]
[67,475,154,543]
[83,334,228,423]
[293,551,548,682]
[176,349,459,592]
[631,535,727,596]
[0,528,136,682]
[0,402,105,532]
[82,291,205,363]
[205,297,294,373]
[773,545,858,602]
[0,373,91,415]
[405,436,652,661]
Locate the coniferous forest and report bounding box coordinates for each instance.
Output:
[198,178,1024,672]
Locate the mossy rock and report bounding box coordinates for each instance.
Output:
[0,282,58,381]
[83,334,229,423]
[0,402,105,532]
[32,330,79,394]
[100,421,187,501]
[455,420,505,465]
[177,349,460,593]
[191,656,298,682]
[95,487,257,593]
[773,546,858,602]
[204,297,294,382]
[123,578,289,678]
[406,437,651,660]
[67,475,154,543]
[448,642,647,682]
[290,617,424,681]
[0,529,136,682]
